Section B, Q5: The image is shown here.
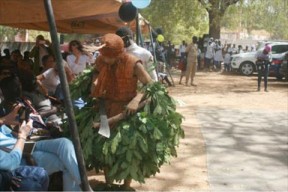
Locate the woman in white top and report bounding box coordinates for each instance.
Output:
[36,55,74,97]
[66,40,94,76]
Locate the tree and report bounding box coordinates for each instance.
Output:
[222,0,288,40]
[140,0,208,44]
[0,25,19,41]
[197,0,241,38]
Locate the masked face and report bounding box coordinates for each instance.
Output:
[99,33,124,58]
[102,56,116,65]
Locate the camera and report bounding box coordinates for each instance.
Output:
[15,100,30,123]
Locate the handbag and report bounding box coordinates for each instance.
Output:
[0,166,49,191]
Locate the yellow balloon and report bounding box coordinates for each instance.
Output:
[157,34,164,42]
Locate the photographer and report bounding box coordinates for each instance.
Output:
[0,105,49,191]
[29,35,53,76]
[0,105,83,191]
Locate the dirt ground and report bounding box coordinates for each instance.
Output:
[88,70,288,191]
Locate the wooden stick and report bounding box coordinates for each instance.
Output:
[93,99,150,129]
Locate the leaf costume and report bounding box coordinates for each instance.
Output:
[68,34,184,184]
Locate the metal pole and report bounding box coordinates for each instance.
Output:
[148,24,159,78]
[43,0,90,191]
[136,10,139,45]
[148,25,157,64]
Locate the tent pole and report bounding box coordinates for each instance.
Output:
[43,0,90,191]
[135,10,139,45]
[148,24,159,77]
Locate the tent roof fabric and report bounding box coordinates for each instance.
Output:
[0,0,147,34]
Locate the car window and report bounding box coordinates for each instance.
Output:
[271,45,288,54]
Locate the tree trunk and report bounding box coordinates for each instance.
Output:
[208,10,222,39]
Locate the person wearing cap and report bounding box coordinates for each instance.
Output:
[90,33,153,188]
[115,27,158,81]
[256,44,272,92]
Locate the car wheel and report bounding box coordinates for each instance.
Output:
[240,62,254,76]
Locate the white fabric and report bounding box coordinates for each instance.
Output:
[224,53,231,64]
[126,42,158,81]
[179,44,186,53]
[67,54,94,75]
[205,43,215,59]
[214,45,223,61]
[42,68,60,94]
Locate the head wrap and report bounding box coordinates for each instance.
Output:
[99,33,124,58]
[263,44,271,53]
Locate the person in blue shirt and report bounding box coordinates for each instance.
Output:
[0,104,82,191]
[0,104,49,191]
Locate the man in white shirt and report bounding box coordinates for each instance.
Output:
[179,40,187,60]
[204,38,215,71]
[116,27,158,81]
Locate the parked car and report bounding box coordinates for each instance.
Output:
[270,51,288,80]
[231,42,288,76]
[279,52,288,81]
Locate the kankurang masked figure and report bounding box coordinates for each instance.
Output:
[91,33,152,119]
[91,33,152,188]
[70,33,184,191]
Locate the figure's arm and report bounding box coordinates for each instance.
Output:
[126,62,152,115]
[135,61,153,85]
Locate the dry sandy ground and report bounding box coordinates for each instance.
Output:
[88,70,288,191]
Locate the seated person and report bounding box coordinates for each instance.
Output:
[0,104,82,191]
[18,69,61,124]
[158,72,172,87]
[36,54,74,101]
[0,112,49,191]
[0,74,63,137]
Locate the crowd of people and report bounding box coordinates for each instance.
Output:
[151,36,256,73]
[0,27,271,190]
[0,26,169,190]
[0,34,98,190]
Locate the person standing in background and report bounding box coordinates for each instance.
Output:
[223,51,232,72]
[213,39,223,71]
[256,45,271,92]
[179,40,187,61]
[185,36,198,86]
[29,35,53,75]
[66,40,94,77]
[204,38,215,71]
[115,27,158,81]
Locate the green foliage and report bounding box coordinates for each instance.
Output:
[222,0,288,39]
[141,0,287,40]
[69,70,184,183]
[0,25,51,42]
[140,0,208,44]
[0,25,19,41]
